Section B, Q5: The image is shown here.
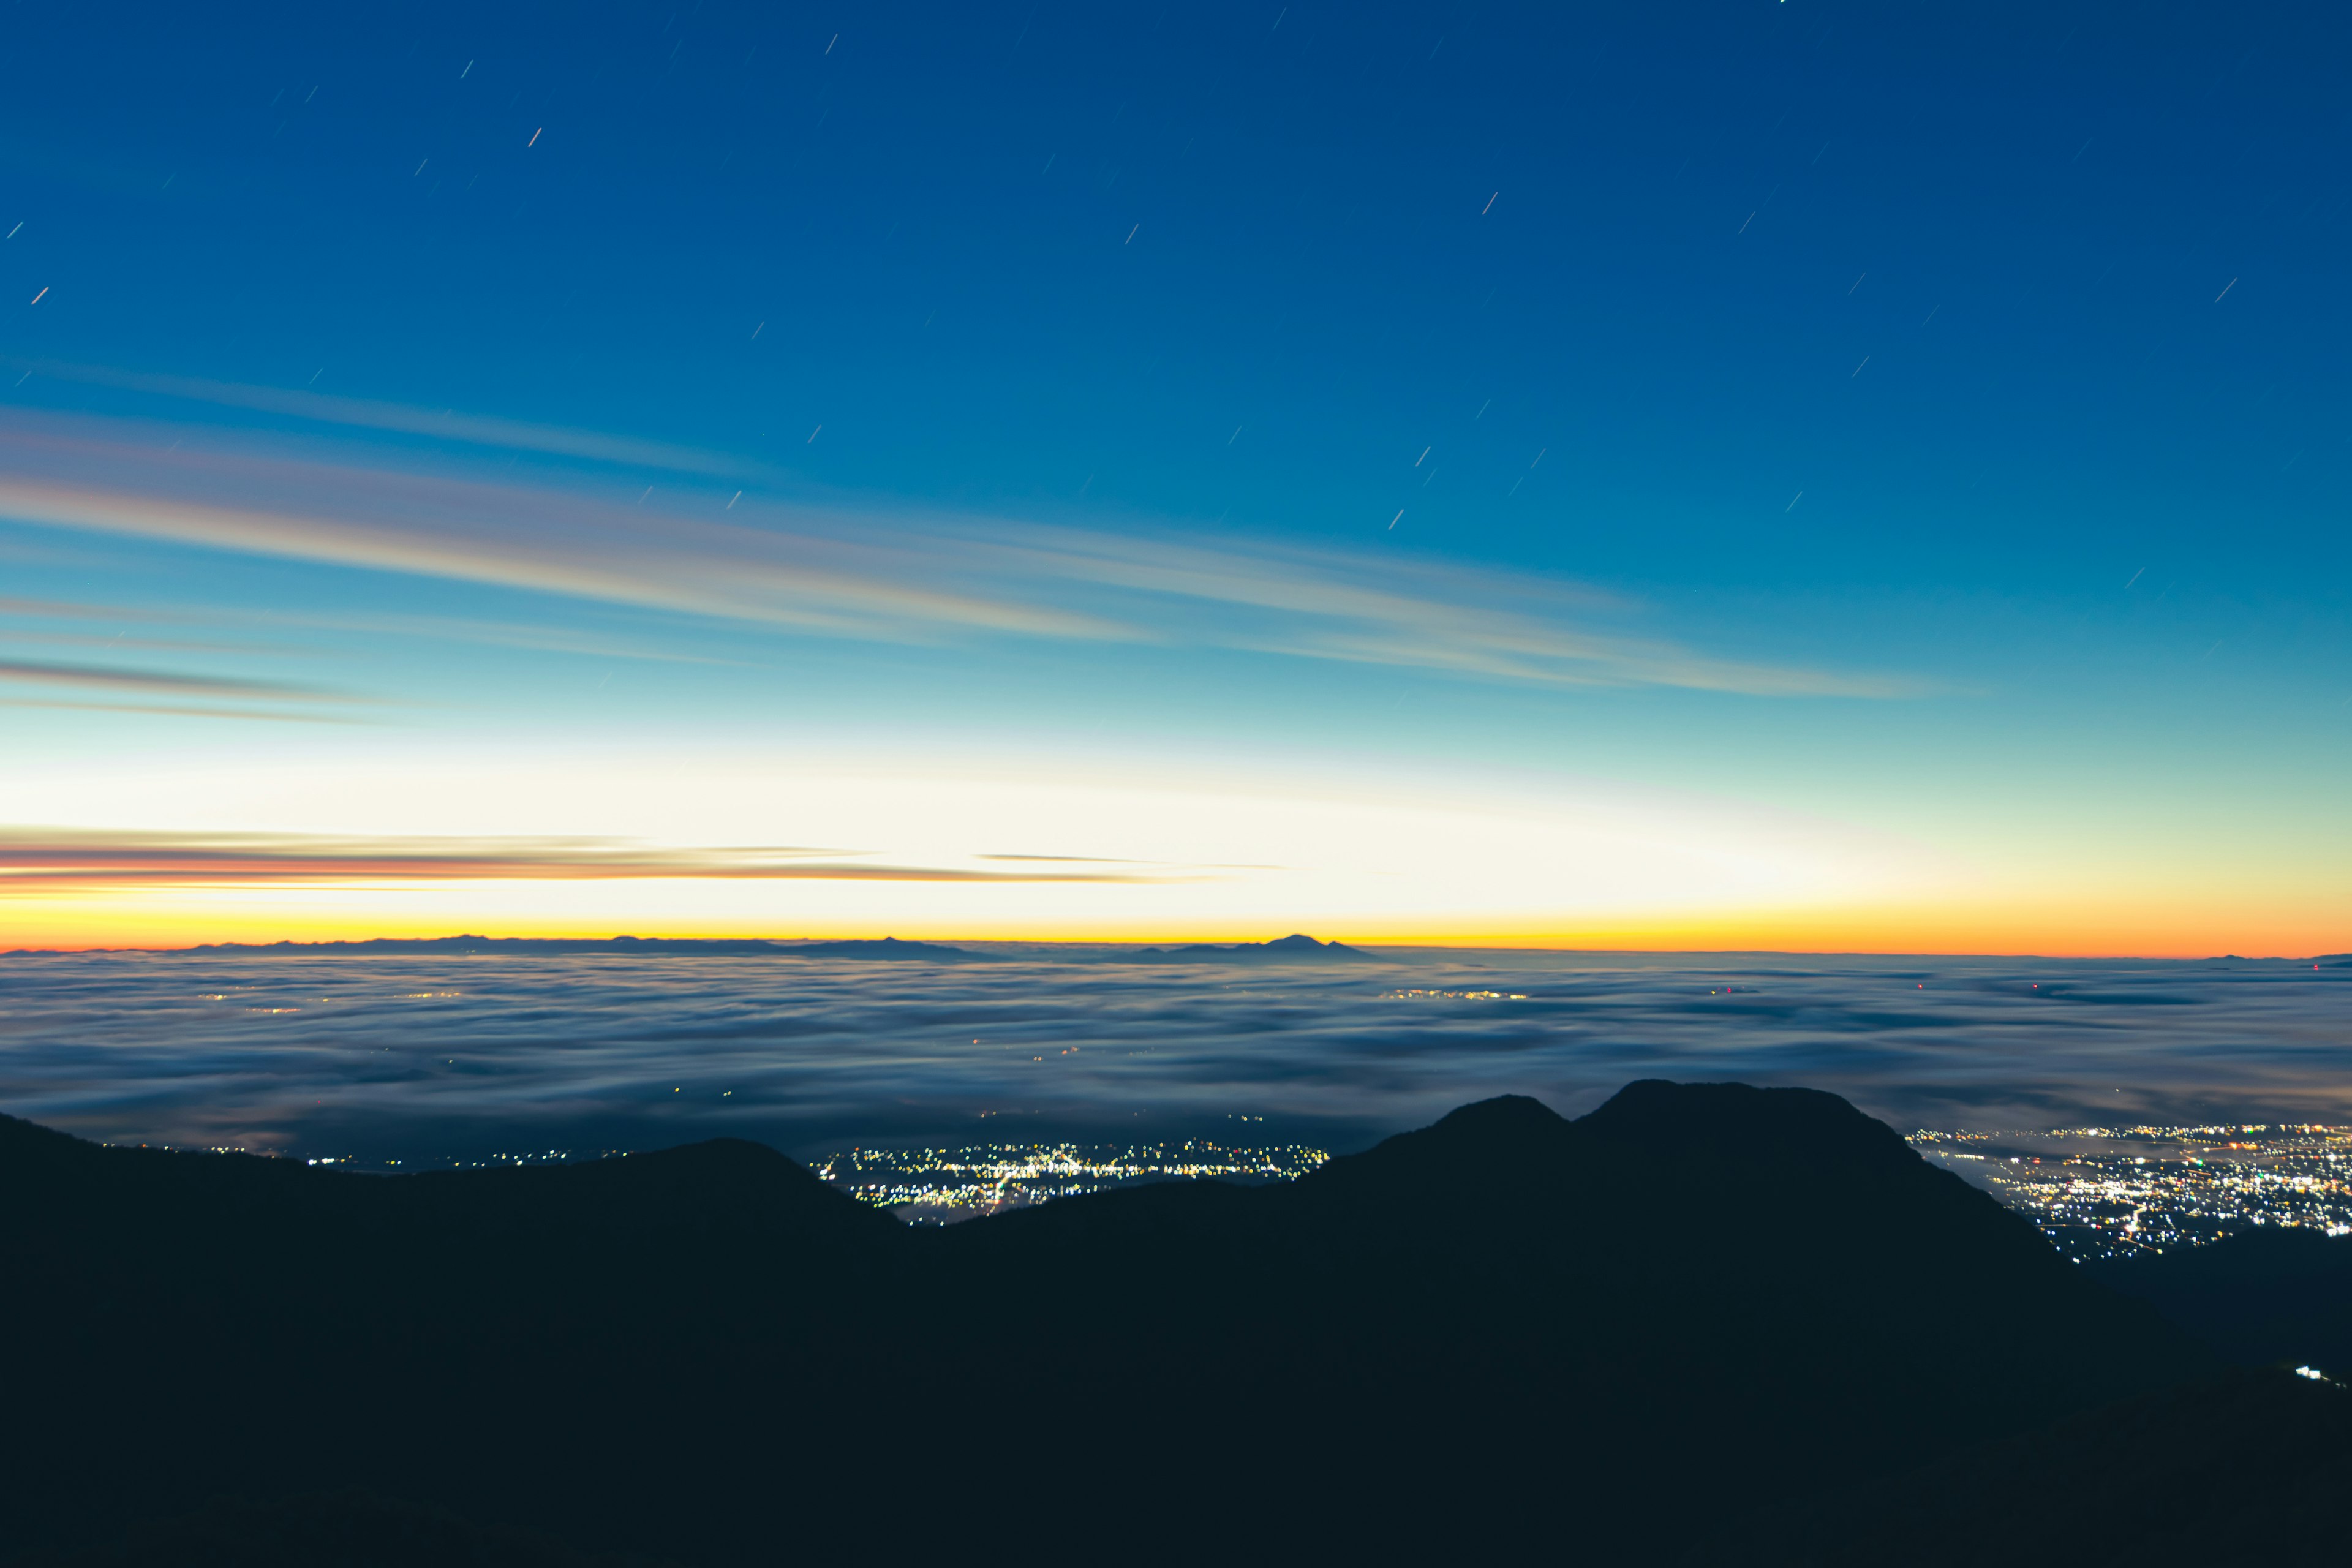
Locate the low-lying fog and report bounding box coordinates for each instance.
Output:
[2,948,2345,1162]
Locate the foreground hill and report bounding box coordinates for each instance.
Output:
[1,1082,2211,1563]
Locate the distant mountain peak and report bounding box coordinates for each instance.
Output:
[777,937,993,962]
[1115,933,1382,965]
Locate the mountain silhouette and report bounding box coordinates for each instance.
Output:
[0,1081,2230,1564]
[178,934,794,956]
[142,933,992,961]
[772,935,992,960]
[1115,932,1381,963]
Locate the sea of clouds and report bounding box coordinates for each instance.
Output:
[1,948,2346,1163]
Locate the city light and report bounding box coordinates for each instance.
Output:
[810,1140,1330,1223]
[1910,1123,2352,1260]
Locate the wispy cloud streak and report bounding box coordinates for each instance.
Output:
[0,427,1120,643]
[0,658,330,699]
[0,698,364,724]
[9,360,775,478]
[0,595,179,620]
[977,523,1915,696]
[0,828,1174,892]
[0,412,1921,699]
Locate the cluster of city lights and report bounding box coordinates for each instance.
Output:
[810,1139,1331,1223]
[1911,1123,2352,1260]
[1378,989,1529,1001]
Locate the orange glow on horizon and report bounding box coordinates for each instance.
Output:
[6,894,2343,961]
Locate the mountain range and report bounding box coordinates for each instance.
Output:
[5,1080,2343,1565]
[7,933,1384,963]
[1113,932,1381,963]
[159,933,999,960]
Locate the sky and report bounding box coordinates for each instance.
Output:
[2,0,2348,955]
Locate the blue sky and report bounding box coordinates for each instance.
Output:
[2,0,2348,952]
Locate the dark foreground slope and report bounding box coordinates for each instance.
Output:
[2,1120,900,1563]
[1,1084,2206,1564]
[925,1084,2204,1548]
[51,1493,668,1568]
[2094,1226,2352,1374]
[1715,1368,2352,1567]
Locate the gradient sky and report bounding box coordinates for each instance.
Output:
[3,0,2348,954]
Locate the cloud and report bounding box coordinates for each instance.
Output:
[0,410,1921,699]
[1,630,288,655]
[0,951,2341,1161]
[0,827,1175,892]
[0,597,353,713]
[0,595,181,620]
[978,854,1152,864]
[0,657,334,700]
[230,608,757,667]
[0,597,293,655]
[0,698,364,725]
[0,595,737,667]
[0,422,1122,643]
[9,359,778,479]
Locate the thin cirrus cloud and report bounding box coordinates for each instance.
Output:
[0,630,288,655]
[982,524,1915,697]
[0,409,1920,699]
[9,358,778,480]
[0,594,185,620]
[0,417,1121,643]
[0,596,349,717]
[0,657,332,701]
[0,827,1176,893]
[1,590,732,675]
[0,698,366,724]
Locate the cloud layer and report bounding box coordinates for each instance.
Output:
[2,949,2342,1161]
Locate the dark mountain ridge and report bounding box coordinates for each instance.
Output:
[0,1081,2247,1564]
[51,933,995,960]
